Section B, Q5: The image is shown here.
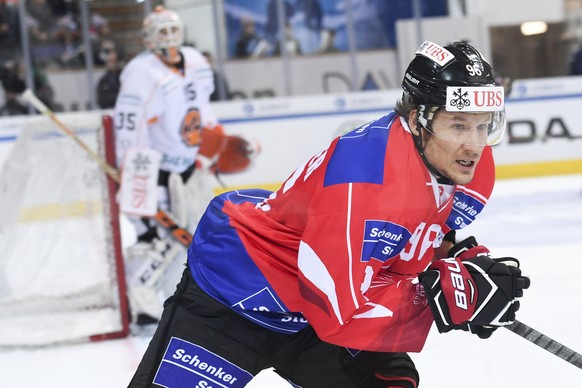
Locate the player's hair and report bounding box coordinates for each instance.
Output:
[394,92,416,119]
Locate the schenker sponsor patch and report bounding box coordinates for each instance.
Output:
[446,191,486,230]
[361,220,411,262]
[153,337,253,388]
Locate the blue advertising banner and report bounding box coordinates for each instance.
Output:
[224,0,447,58]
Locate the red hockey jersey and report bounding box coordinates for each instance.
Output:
[188,112,495,352]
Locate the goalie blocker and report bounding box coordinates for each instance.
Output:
[419,236,530,337]
[196,124,260,175]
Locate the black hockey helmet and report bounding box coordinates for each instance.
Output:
[402,41,498,106]
[401,41,506,147]
[400,41,506,183]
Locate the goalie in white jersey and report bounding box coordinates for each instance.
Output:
[114,6,256,327]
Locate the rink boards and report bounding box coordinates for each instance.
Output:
[1,83,581,194]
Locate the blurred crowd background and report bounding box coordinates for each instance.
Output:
[1,0,582,115]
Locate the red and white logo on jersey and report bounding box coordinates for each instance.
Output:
[446,86,504,112]
[120,148,161,216]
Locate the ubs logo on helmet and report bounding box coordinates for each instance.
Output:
[445,86,505,112]
[416,41,455,66]
[449,88,470,110]
[180,107,202,146]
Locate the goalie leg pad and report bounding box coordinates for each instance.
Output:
[184,168,215,233]
[168,172,187,227]
[125,239,184,321]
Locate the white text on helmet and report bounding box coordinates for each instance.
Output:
[405,72,420,85]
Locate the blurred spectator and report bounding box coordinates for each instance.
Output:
[234,17,269,58]
[297,0,323,53]
[0,62,27,116]
[25,0,78,68]
[569,44,582,75]
[273,23,302,56]
[31,63,56,110]
[96,39,123,109]
[494,74,513,97]
[0,1,21,62]
[89,13,112,66]
[202,51,231,101]
[319,28,339,53]
[265,0,294,49]
[0,58,55,115]
[47,0,75,18]
[298,0,323,31]
[59,12,112,67]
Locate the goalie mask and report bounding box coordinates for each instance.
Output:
[142,6,184,63]
[402,41,506,148]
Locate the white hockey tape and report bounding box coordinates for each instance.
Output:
[21,89,50,114]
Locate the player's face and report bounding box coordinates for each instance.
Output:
[423,111,489,185]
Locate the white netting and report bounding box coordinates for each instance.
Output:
[0,112,126,346]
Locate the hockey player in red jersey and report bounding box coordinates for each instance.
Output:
[128,41,530,387]
[114,6,256,327]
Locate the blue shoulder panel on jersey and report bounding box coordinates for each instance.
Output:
[323,112,396,186]
[188,189,308,334]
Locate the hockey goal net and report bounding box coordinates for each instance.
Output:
[0,112,128,346]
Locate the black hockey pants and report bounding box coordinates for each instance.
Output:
[128,268,420,388]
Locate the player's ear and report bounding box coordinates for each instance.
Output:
[408,109,419,136]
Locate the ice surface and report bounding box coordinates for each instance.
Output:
[1,174,581,387]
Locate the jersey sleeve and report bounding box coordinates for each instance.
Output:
[113,57,161,167]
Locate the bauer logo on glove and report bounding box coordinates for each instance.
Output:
[418,236,530,335]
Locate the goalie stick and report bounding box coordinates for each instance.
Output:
[21,89,193,247]
[506,320,582,370]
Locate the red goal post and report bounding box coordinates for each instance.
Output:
[0,112,129,346]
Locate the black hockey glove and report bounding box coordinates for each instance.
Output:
[419,236,530,336]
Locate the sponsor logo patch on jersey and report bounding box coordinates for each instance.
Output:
[154,337,254,387]
[416,41,455,66]
[446,191,486,230]
[361,220,411,262]
[446,86,504,112]
[180,107,202,146]
[232,287,308,333]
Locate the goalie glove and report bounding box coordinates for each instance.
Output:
[418,236,530,335]
[196,124,227,170]
[214,135,260,174]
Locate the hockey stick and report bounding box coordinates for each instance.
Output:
[505,320,582,370]
[21,89,193,247]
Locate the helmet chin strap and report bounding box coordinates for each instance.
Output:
[413,106,454,185]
